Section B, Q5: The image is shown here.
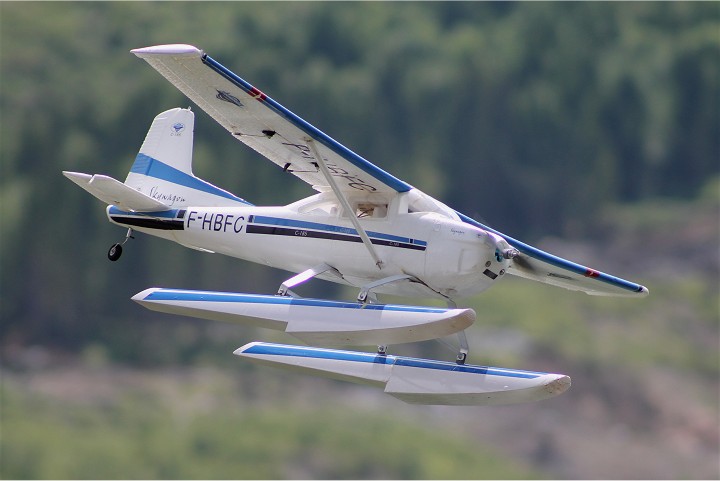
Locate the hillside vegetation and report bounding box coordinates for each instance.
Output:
[3,370,539,479]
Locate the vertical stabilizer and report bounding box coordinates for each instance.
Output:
[123,108,250,208]
[133,107,194,176]
[125,108,194,186]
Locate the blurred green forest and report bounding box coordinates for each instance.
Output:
[1,2,719,479]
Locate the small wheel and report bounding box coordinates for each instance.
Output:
[456,352,467,365]
[108,243,123,261]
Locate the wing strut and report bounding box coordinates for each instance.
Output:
[306,139,384,269]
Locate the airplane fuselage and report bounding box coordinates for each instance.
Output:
[108,192,514,300]
[58,44,650,405]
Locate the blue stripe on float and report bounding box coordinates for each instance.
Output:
[456,211,648,294]
[131,153,252,205]
[144,289,449,313]
[393,357,539,378]
[251,215,427,247]
[242,342,543,379]
[202,55,413,194]
[245,343,396,365]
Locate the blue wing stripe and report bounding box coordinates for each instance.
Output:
[202,55,413,193]
[457,211,647,294]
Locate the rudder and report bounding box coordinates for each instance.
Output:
[124,108,249,208]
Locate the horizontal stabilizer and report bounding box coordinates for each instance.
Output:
[132,288,475,346]
[63,171,169,212]
[234,342,571,406]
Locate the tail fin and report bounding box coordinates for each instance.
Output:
[124,108,249,208]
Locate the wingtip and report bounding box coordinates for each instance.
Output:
[131,44,203,57]
[62,171,91,180]
[63,171,93,187]
[131,287,160,303]
[233,341,263,356]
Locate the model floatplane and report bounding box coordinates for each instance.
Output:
[64,44,648,405]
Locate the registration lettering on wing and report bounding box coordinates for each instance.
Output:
[281,142,377,192]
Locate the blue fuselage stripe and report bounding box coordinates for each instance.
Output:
[243,343,543,379]
[108,206,179,218]
[251,215,426,247]
[108,206,186,230]
[144,289,450,313]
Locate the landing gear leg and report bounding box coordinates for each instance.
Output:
[456,330,469,365]
[445,299,469,364]
[358,276,421,356]
[108,228,134,262]
[357,274,418,303]
[277,263,342,297]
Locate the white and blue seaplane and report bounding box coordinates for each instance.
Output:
[64,45,648,406]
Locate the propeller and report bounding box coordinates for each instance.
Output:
[510,251,542,275]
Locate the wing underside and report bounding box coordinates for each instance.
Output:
[458,212,648,297]
[132,44,410,196]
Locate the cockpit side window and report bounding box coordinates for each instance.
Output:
[297,199,340,216]
[404,189,460,220]
[355,203,388,219]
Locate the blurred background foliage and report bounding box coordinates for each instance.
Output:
[1,2,718,479]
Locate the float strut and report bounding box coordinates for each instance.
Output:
[357,274,417,303]
[456,330,469,365]
[277,263,340,297]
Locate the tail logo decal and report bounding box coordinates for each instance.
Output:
[171,122,185,135]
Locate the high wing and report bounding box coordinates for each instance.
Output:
[132,44,411,196]
[458,212,648,297]
[132,44,648,298]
